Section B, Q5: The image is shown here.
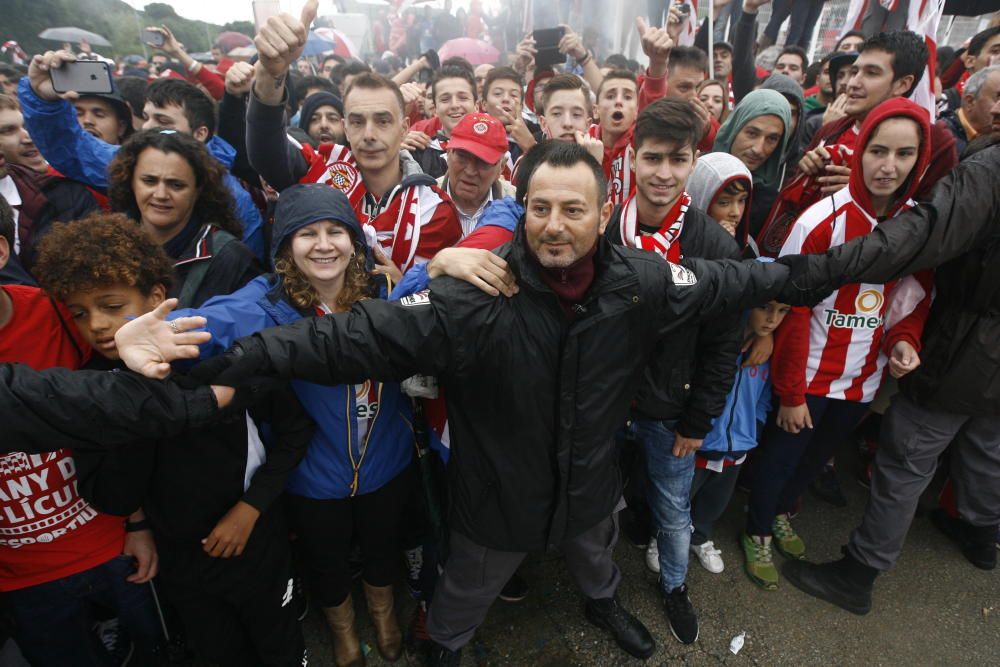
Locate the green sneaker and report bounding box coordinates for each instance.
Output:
[741,533,779,590]
[772,514,807,560]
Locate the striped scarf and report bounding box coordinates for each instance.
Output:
[617,191,690,263]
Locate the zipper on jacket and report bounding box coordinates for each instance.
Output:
[345,382,385,497]
[725,362,744,455]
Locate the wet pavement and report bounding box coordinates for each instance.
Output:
[302,454,1000,666]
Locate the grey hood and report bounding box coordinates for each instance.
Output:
[689,152,754,248]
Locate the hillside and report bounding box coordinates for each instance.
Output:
[1,0,254,60]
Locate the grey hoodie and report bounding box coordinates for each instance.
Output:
[760,73,806,171]
[689,152,754,248]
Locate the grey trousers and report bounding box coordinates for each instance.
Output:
[426,513,622,651]
[849,393,1000,571]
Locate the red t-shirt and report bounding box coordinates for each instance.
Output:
[0,285,123,592]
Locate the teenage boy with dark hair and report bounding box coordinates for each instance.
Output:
[410,64,478,178]
[797,31,957,201]
[481,66,535,168]
[775,46,809,85]
[604,98,742,644]
[20,57,265,260]
[940,26,1000,115]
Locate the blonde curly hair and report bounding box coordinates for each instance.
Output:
[274,240,374,311]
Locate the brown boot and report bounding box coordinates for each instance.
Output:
[363,582,402,661]
[323,596,364,667]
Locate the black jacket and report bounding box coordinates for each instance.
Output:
[792,144,1000,416]
[168,220,262,308]
[232,224,794,551]
[74,359,313,545]
[606,206,743,437]
[1,364,220,453]
[0,164,98,284]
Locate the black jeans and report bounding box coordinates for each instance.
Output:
[285,466,414,607]
[746,395,868,535]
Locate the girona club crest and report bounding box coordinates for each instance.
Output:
[325,161,360,193]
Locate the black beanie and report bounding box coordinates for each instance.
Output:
[298,92,345,132]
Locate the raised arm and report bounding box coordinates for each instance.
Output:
[246,0,317,190]
[19,53,119,189]
[787,150,1000,295]
[1,364,220,453]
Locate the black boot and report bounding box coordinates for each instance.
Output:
[427,641,461,667]
[584,596,655,660]
[931,509,998,570]
[783,550,878,616]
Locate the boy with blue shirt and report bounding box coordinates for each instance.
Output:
[689,298,790,574]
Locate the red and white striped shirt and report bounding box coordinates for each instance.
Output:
[773,187,933,405]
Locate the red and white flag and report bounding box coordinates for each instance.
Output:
[843,0,946,119]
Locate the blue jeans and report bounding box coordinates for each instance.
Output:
[5,555,162,666]
[633,418,695,592]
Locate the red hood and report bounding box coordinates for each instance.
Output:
[848,98,932,220]
[525,69,554,113]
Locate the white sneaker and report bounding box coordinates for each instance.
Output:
[690,540,724,574]
[645,540,660,574]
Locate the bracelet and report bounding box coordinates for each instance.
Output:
[577,50,592,67]
[125,519,151,532]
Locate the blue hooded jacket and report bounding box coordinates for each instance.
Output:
[700,350,773,457]
[18,79,265,261]
[172,185,413,499]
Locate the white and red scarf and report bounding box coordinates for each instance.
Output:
[618,191,690,263]
[299,142,442,272]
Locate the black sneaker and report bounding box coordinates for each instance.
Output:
[584,596,655,659]
[498,572,529,602]
[810,465,848,507]
[663,584,699,644]
[427,641,462,667]
[293,576,309,621]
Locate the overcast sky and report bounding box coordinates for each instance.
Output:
[122,1,483,26]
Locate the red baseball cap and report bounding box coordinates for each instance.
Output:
[442,113,509,165]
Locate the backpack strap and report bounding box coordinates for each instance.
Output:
[176,225,239,308]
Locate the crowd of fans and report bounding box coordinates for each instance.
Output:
[1,0,999,665]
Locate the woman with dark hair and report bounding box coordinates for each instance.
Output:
[108,128,260,307]
[163,184,415,667]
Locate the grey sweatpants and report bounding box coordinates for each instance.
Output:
[426,513,622,651]
[849,393,1000,571]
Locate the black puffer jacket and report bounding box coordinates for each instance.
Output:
[606,206,743,437]
[791,144,1000,416]
[232,224,793,551]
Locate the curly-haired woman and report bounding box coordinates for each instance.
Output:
[107,129,261,307]
[167,183,426,667]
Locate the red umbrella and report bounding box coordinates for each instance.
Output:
[214,31,253,54]
[437,38,500,66]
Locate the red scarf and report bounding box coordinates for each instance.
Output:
[298,142,442,272]
[588,124,635,206]
[617,191,690,263]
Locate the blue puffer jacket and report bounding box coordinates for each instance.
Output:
[174,275,414,499]
[700,352,772,456]
[18,79,265,261]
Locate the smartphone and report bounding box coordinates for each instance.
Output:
[253,0,282,31]
[532,26,567,69]
[50,61,114,95]
[141,29,165,48]
[676,3,692,21]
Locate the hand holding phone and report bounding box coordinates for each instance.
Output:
[142,28,165,48]
[532,26,567,69]
[50,60,113,95]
